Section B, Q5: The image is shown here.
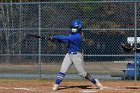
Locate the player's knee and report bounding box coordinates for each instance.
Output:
[60,69,67,74]
[78,72,87,78]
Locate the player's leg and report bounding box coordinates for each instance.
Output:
[85,73,103,90]
[55,53,72,85]
[71,53,103,89]
[70,53,87,77]
[52,53,72,91]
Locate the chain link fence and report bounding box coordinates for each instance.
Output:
[0,1,140,80]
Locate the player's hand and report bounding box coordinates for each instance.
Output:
[48,37,57,42]
[121,43,133,52]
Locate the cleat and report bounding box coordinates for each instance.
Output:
[52,84,59,91]
[94,79,103,90]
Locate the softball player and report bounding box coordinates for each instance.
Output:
[49,20,103,91]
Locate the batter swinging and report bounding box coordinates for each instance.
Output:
[49,20,103,91]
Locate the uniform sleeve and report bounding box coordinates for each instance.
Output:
[135,48,140,52]
[51,35,71,43]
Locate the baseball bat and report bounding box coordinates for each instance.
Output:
[26,33,57,42]
[26,33,48,40]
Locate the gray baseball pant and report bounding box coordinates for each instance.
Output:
[60,53,87,77]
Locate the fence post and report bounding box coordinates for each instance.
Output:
[38,3,42,79]
[134,2,137,81]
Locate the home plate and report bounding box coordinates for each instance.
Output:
[80,89,98,92]
[126,86,140,89]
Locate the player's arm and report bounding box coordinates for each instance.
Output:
[50,35,72,43]
[133,48,140,52]
[121,43,140,53]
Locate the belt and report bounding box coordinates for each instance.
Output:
[69,51,80,54]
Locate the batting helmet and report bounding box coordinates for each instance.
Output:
[71,20,82,33]
[71,20,82,29]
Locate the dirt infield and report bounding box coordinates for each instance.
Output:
[0,79,140,93]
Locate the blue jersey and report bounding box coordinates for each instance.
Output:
[51,32,82,53]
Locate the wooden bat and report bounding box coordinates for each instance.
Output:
[26,33,48,39]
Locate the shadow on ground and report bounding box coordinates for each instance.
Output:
[58,85,95,90]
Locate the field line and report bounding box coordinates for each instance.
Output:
[0,87,36,91]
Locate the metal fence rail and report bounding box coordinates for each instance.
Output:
[0,1,140,80]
